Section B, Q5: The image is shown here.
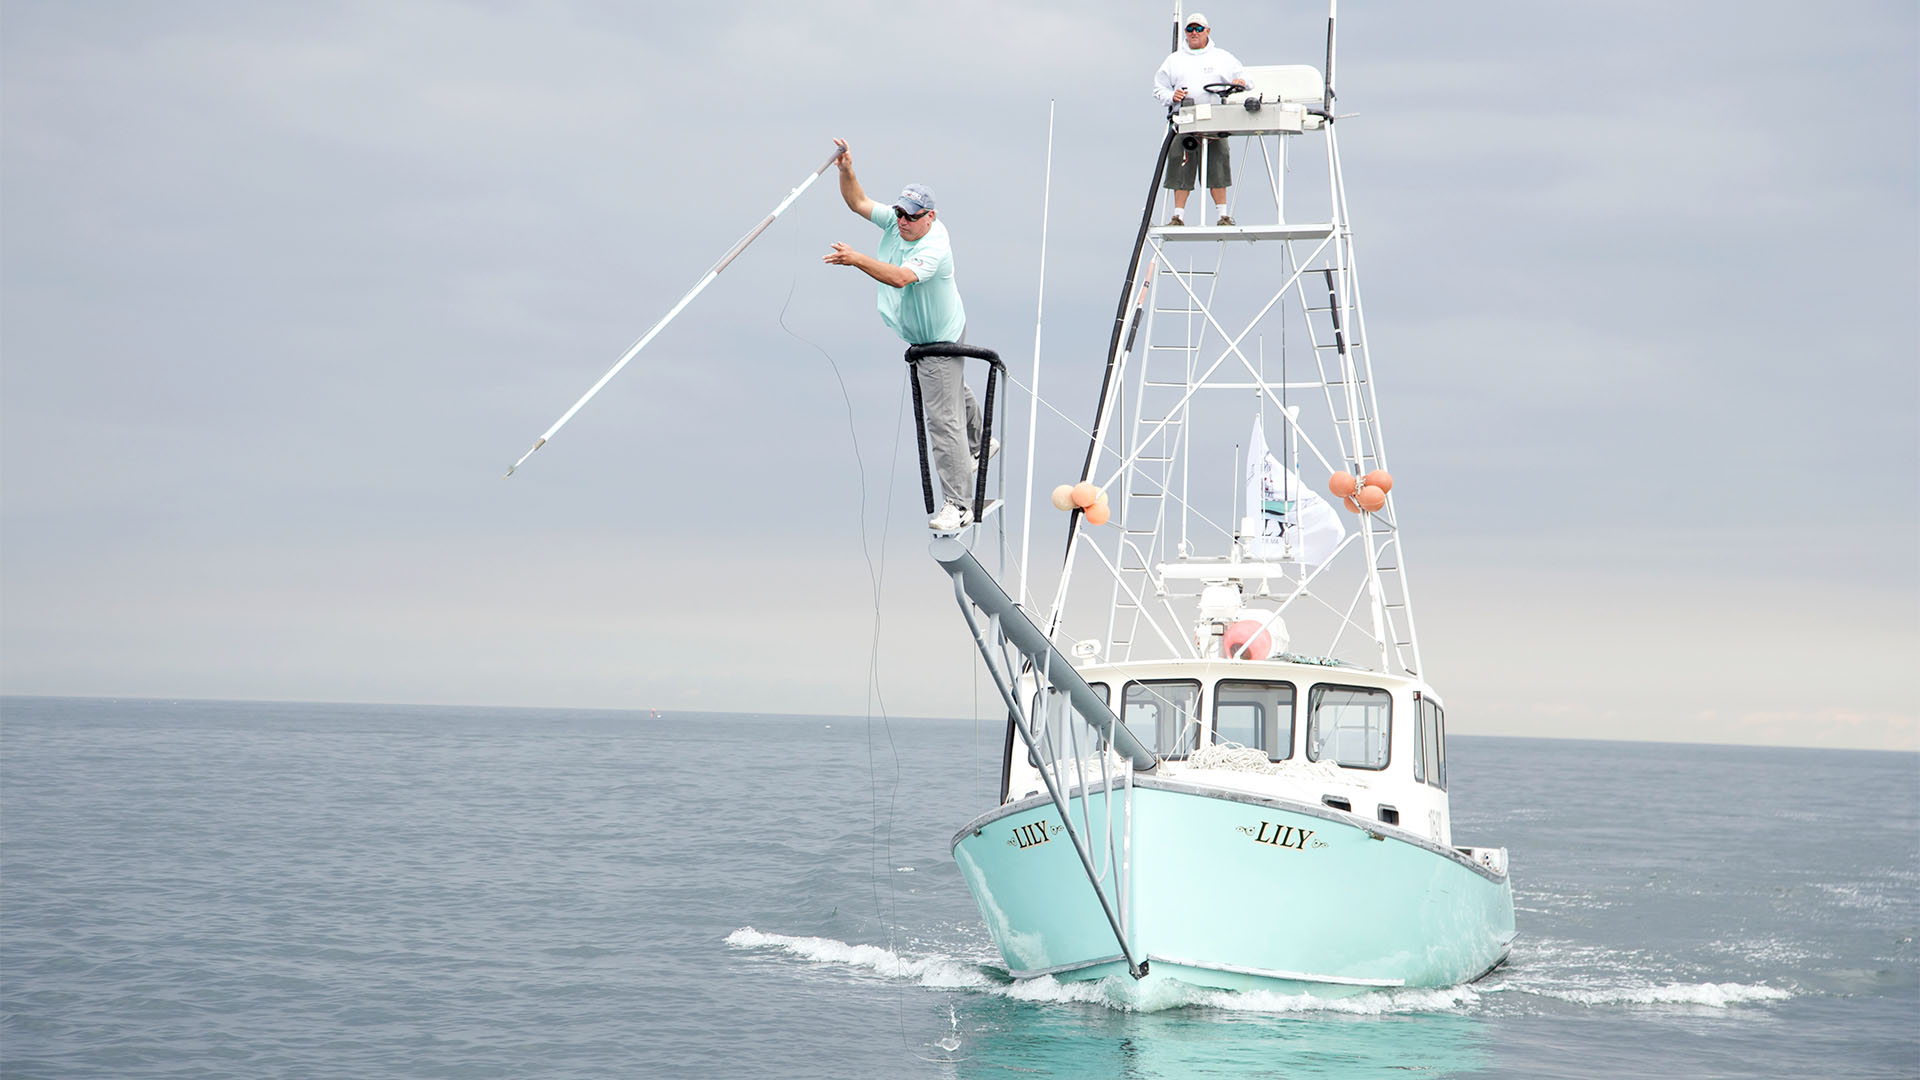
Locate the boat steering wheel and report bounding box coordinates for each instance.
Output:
[1204,81,1248,98]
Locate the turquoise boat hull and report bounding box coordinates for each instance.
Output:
[951,777,1515,994]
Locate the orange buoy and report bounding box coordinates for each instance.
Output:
[1051,484,1076,511]
[1342,495,1361,513]
[1084,501,1112,526]
[1357,485,1387,512]
[1363,469,1394,493]
[1222,619,1274,660]
[1071,481,1098,508]
[1328,472,1358,499]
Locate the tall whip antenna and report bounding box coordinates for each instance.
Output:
[1019,102,1057,607]
[1323,0,1339,115]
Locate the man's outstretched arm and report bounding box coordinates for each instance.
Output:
[822,242,917,287]
[832,138,877,219]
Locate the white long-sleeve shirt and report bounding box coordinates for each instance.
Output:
[1152,43,1247,110]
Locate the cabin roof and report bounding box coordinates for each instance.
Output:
[1069,657,1434,697]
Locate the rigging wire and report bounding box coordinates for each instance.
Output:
[776,279,954,1057]
[779,278,1021,1056]
[775,280,907,965]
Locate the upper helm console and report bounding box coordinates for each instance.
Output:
[1170,64,1327,137]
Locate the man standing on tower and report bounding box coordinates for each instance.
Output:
[1152,11,1247,226]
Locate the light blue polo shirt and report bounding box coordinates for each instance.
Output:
[867,204,966,345]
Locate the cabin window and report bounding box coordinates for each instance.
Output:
[1421,697,1446,790]
[1212,680,1295,761]
[1306,684,1391,770]
[1122,680,1202,759]
[1411,694,1427,783]
[1031,682,1110,766]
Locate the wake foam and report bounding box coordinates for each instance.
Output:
[725,928,997,990]
[729,929,1797,1015]
[1553,982,1793,1008]
[1494,937,1796,1009]
[727,928,1485,1015]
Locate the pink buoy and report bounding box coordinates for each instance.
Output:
[1328,472,1358,499]
[1357,485,1387,512]
[1071,481,1099,509]
[1363,469,1394,493]
[1222,619,1273,661]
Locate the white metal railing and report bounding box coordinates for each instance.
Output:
[1048,91,1422,677]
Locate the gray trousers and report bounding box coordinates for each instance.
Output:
[1163,135,1231,190]
[915,344,982,508]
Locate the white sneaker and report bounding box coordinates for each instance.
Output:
[929,500,972,532]
[986,436,1001,461]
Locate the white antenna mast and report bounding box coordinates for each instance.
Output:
[1018,102,1056,606]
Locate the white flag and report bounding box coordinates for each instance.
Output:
[1245,416,1343,567]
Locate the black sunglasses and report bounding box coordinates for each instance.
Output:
[1184,24,1206,32]
[895,207,931,221]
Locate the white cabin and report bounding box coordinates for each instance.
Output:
[1006,658,1465,851]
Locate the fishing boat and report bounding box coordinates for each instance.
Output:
[930,4,1515,996]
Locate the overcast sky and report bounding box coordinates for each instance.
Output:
[3,1,1914,751]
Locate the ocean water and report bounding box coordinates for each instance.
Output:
[1,696,1914,1079]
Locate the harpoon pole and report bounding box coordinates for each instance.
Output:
[506,146,844,476]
